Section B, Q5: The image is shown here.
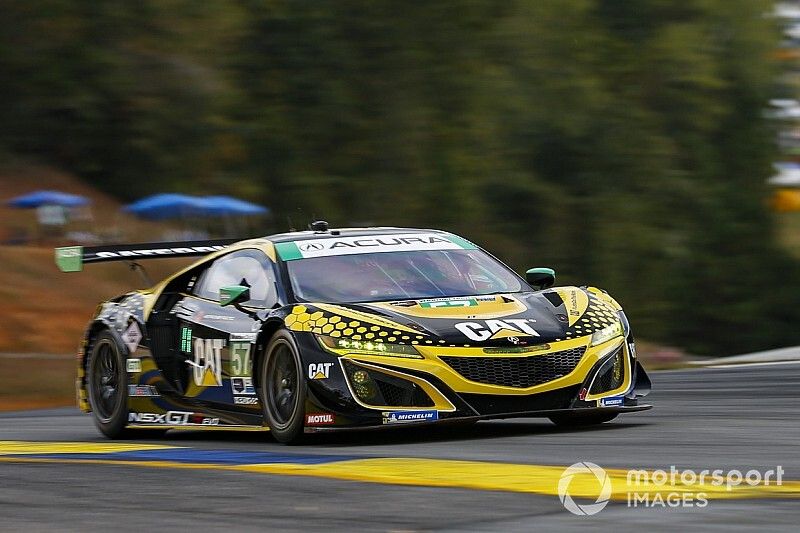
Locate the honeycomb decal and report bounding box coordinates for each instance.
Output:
[555,292,619,341]
[284,305,430,344]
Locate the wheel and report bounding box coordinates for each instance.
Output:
[548,412,618,427]
[86,330,166,439]
[259,330,306,444]
[86,331,129,438]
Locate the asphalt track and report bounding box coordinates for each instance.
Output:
[1,364,799,532]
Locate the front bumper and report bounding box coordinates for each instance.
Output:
[301,334,652,431]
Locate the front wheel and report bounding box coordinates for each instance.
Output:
[548,412,618,427]
[259,330,306,444]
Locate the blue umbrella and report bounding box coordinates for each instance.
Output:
[7,190,90,208]
[202,195,270,216]
[122,193,208,220]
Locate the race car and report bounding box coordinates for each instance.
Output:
[56,222,651,444]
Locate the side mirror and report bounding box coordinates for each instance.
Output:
[525,267,555,290]
[220,285,251,307]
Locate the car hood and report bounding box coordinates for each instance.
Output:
[291,286,623,347]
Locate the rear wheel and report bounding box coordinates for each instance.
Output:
[86,330,165,439]
[87,331,129,438]
[548,412,618,427]
[259,330,306,444]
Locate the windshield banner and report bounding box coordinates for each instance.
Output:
[275,233,475,260]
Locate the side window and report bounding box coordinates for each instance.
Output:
[194,249,276,308]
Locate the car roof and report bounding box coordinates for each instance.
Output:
[264,227,450,243]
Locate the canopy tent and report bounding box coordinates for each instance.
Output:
[123,194,269,220]
[6,190,91,208]
[122,193,209,220]
[202,195,270,216]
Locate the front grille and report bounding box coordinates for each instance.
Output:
[440,347,586,388]
[589,346,625,394]
[460,385,581,416]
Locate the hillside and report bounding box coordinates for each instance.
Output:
[0,161,193,354]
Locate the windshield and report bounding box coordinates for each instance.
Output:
[287,249,526,303]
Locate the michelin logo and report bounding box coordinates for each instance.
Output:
[600,396,624,407]
[382,410,439,424]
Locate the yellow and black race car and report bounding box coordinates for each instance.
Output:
[56,222,651,443]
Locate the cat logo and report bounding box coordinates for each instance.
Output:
[308,362,334,380]
[454,319,540,342]
[193,338,224,387]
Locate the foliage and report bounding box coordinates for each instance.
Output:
[0,0,793,355]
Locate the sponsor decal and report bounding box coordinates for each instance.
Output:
[230,342,252,377]
[121,321,142,354]
[231,377,255,396]
[382,410,439,424]
[234,396,258,405]
[128,411,219,425]
[230,332,258,343]
[126,358,142,373]
[193,338,224,387]
[600,396,624,407]
[569,291,580,316]
[413,295,498,308]
[128,384,159,397]
[308,362,334,380]
[555,287,590,326]
[180,327,192,353]
[419,298,478,308]
[454,318,540,342]
[94,245,228,259]
[203,314,235,322]
[278,233,471,260]
[305,413,335,425]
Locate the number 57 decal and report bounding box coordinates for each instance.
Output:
[230,342,252,377]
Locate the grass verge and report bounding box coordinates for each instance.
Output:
[0,356,75,411]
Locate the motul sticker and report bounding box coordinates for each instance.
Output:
[305,413,335,425]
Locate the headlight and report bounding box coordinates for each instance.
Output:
[590,321,623,347]
[317,335,423,359]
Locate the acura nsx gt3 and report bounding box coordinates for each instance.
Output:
[56,222,651,443]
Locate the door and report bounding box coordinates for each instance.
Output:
[173,248,277,414]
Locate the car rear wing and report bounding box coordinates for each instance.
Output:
[55,239,240,272]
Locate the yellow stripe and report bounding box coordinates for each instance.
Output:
[0,444,796,501]
[231,459,800,500]
[0,440,177,455]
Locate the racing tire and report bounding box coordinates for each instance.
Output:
[86,330,131,439]
[548,412,618,427]
[259,330,306,444]
[86,330,166,439]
